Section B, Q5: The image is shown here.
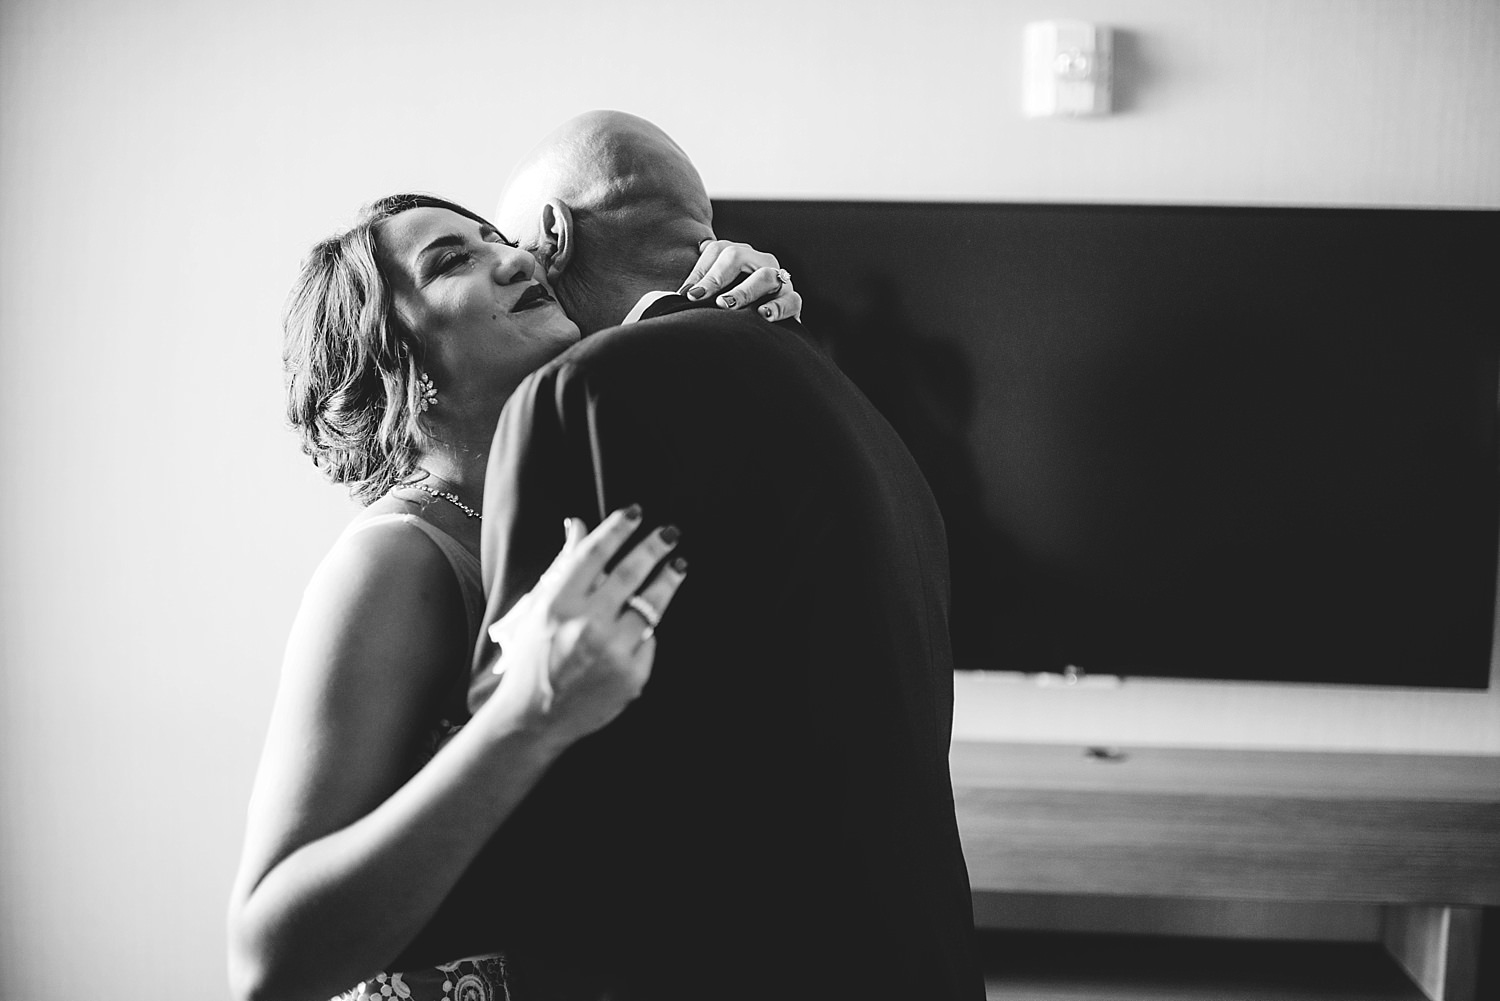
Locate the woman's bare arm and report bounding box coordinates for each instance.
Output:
[227,509,685,1001]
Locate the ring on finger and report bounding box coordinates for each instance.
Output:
[625,593,663,631]
[775,268,792,288]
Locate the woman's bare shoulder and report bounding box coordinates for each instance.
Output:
[291,512,469,689]
[320,511,453,589]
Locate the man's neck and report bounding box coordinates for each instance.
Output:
[558,226,708,332]
[559,270,685,334]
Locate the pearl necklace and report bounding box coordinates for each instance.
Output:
[406,482,482,520]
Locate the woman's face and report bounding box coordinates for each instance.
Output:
[377,207,580,411]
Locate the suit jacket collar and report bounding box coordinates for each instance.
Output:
[627,291,719,323]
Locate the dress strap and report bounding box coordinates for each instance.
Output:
[344,514,484,646]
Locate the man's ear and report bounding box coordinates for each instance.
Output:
[535,199,574,282]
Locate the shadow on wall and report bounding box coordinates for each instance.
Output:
[1109,28,1150,115]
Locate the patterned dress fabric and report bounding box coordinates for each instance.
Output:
[336,955,510,1001]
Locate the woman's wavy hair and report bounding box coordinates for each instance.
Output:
[283,193,495,504]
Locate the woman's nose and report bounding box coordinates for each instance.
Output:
[491,246,534,285]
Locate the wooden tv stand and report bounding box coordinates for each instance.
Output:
[950,741,1500,1001]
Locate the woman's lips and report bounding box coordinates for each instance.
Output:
[511,284,555,312]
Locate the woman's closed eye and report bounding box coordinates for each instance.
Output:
[435,250,473,273]
[439,233,518,272]
[420,227,518,283]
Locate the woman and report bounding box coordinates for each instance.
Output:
[226,193,800,1001]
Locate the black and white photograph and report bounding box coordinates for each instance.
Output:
[1,2,1496,999]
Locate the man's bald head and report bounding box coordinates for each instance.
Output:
[497,111,716,334]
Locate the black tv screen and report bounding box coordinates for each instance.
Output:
[714,200,1498,688]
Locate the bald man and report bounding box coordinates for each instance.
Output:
[396,112,983,1000]
[492,111,801,336]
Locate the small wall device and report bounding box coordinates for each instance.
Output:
[1023,20,1113,117]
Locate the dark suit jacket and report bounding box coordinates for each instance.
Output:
[396,301,982,1000]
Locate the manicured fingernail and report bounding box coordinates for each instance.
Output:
[686,286,707,300]
[624,503,643,520]
[660,524,681,544]
[717,294,735,308]
[670,556,688,574]
[677,283,693,295]
[760,306,774,319]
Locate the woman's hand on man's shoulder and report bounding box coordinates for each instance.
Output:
[475,505,689,753]
[678,239,801,323]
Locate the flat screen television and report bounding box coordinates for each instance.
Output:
[713,200,1498,688]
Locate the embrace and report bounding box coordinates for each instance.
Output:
[228,111,984,1001]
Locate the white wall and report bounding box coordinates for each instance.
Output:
[1,0,1496,997]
